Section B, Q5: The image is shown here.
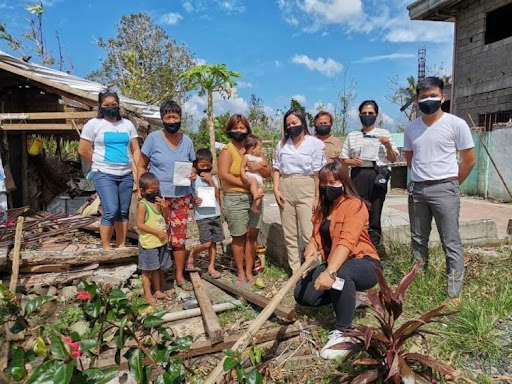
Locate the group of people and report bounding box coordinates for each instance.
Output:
[78,76,475,359]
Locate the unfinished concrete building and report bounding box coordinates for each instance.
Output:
[408,0,512,128]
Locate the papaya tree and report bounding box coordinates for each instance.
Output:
[180,63,241,167]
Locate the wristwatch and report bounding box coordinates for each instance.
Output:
[326,268,337,280]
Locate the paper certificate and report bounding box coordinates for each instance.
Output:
[360,137,380,161]
[197,187,216,208]
[173,162,193,186]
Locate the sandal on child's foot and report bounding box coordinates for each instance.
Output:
[175,281,192,291]
[208,270,222,279]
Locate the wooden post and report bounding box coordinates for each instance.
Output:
[204,256,318,384]
[20,133,29,207]
[190,272,224,344]
[9,217,24,292]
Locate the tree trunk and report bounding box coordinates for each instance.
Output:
[207,90,217,170]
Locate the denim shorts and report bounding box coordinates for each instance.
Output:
[92,171,134,226]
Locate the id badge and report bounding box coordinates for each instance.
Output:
[331,277,345,291]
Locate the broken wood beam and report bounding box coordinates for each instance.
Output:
[0,111,97,120]
[202,274,296,321]
[161,300,241,323]
[3,247,137,270]
[190,272,224,345]
[9,217,24,292]
[0,123,84,131]
[178,322,309,358]
[205,256,318,384]
[19,263,70,274]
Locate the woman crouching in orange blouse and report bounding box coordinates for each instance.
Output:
[294,160,383,360]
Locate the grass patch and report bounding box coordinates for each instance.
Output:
[218,304,257,327]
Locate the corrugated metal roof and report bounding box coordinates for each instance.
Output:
[0,50,161,125]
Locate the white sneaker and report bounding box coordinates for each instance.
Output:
[319,330,353,360]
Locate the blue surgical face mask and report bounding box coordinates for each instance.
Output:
[418,97,442,115]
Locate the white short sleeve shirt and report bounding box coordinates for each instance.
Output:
[273,135,326,175]
[340,127,398,167]
[404,113,474,182]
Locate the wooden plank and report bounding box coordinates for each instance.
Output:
[202,274,296,321]
[9,217,24,292]
[21,132,29,206]
[12,247,138,267]
[205,257,317,384]
[19,263,70,273]
[0,123,83,131]
[190,272,223,345]
[162,301,241,323]
[0,111,96,120]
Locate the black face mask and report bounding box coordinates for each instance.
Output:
[320,185,345,202]
[163,122,181,134]
[360,114,377,127]
[228,131,248,142]
[418,97,442,115]
[315,125,331,136]
[145,191,161,203]
[101,106,120,119]
[287,125,303,138]
[197,168,212,176]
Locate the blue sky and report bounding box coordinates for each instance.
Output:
[0,0,454,131]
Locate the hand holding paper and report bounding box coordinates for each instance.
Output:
[173,162,193,186]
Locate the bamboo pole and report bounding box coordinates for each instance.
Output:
[468,114,512,199]
[204,256,318,384]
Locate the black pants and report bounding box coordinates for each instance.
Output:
[294,257,382,331]
[351,167,387,248]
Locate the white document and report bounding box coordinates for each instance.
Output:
[173,162,193,186]
[360,137,380,161]
[197,186,216,208]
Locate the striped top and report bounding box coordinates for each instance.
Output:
[340,127,398,167]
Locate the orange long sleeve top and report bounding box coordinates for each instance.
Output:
[312,196,379,262]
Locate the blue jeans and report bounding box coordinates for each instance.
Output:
[92,171,134,226]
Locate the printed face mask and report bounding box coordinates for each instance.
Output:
[418,97,442,115]
[101,106,119,119]
[360,114,377,127]
[320,185,345,202]
[287,125,303,138]
[197,168,213,176]
[315,125,331,136]
[145,191,161,203]
[163,122,181,134]
[228,131,248,142]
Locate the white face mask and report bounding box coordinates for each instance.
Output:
[418,96,442,103]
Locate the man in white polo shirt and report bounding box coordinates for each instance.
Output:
[404,77,476,303]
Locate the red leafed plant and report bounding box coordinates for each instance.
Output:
[339,260,458,384]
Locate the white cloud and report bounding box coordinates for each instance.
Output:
[291,94,307,104]
[274,60,282,68]
[291,54,343,77]
[195,58,207,65]
[354,52,416,64]
[313,101,335,115]
[237,81,253,88]
[276,0,454,43]
[184,92,249,120]
[158,12,183,25]
[216,0,246,14]
[183,0,194,12]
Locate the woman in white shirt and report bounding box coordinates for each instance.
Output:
[340,100,398,252]
[78,90,141,249]
[273,108,326,273]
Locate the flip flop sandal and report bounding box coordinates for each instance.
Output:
[185,267,202,273]
[175,282,193,291]
[208,270,222,279]
[252,265,264,273]
[235,277,246,284]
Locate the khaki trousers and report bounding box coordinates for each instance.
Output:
[279,175,315,273]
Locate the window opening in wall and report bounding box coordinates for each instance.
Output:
[485,3,512,44]
[478,111,512,131]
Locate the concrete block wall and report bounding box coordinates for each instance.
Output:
[454,0,512,125]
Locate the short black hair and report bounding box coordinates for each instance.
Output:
[160,100,182,119]
[139,172,159,191]
[244,134,261,151]
[195,148,213,163]
[314,111,333,125]
[358,100,379,115]
[417,76,444,96]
